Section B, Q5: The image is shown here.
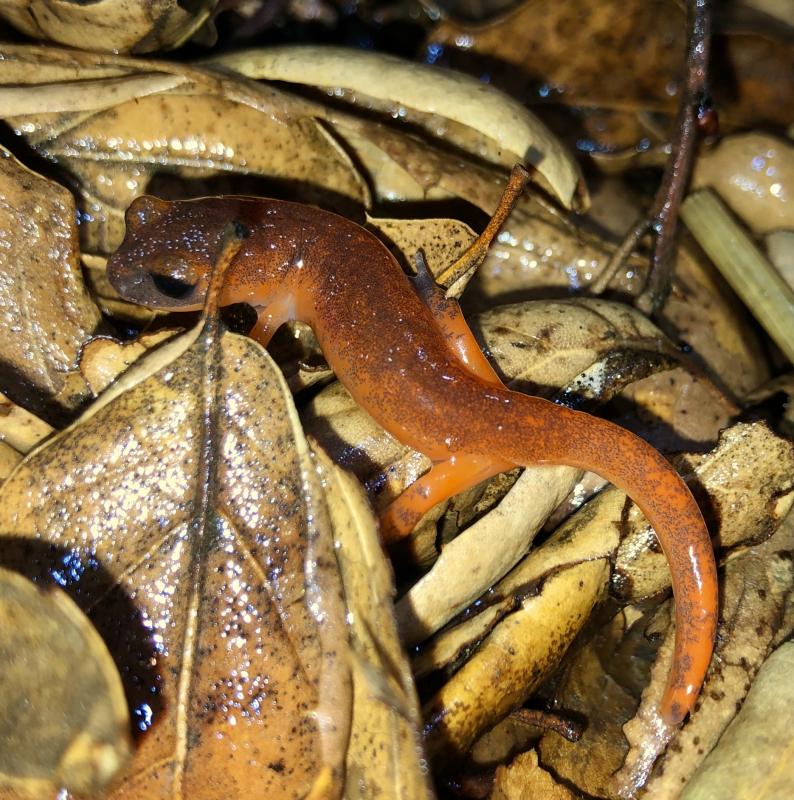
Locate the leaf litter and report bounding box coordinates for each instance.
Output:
[0,7,792,798]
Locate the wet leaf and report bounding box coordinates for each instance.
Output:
[681,642,794,800]
[0,0,217,54]
[313,448,433,799]
[0,314,353,797]
[0,47,367,253]
[468,197,647,307]
[691,132,794,235]
[429,0,794,144]
[0,567,130,799]
[423,559,610,762]
[0,145,100,418]
[472,298,680,396]
[205,46,586,211]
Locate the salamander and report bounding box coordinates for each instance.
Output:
[107,175,718,726]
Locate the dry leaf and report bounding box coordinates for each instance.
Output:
[0,0,217,54]
[205,46,586,211]
[472,298,679,396]
[0,145,100,418]
[491,750,577,800]
[396,464,580,646]
[0,441,21,482]
[313,447,434,800]
[691,132,794,235]
[535,610,645,797]
[615,422,794,604]
[0,567,130,799]
[0,315,352,797]
[0,391,53,455]
[615,512,794,797]
[79,331,181,396]
[681,642,794,800]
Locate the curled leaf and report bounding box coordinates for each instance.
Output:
[205,46,587,211]
[691,133,794,235]
[423,559,610,762]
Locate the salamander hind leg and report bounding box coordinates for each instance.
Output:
[411,250,504,387]
[380,453,514,544]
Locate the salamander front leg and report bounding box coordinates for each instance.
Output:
[247,294,298,347]
[380,453,514,544]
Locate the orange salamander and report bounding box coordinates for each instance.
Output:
[107,171,718,726]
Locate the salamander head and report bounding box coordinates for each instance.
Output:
[108,196,237,310]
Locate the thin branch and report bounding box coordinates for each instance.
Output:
[594,0,713,313]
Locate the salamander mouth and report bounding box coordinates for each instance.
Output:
[148,272,198,300]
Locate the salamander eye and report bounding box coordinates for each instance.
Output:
[149,272,197,299]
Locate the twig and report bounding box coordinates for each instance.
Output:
[593,0,713,312]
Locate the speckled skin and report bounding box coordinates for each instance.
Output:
[109,195,718,726]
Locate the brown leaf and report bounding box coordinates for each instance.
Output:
[0,145,100,418]
[0,317,352,797]
[396,464,581,646]
[313,447,434,800]
[79,331,182,396]
[0,0,218,54]
[472,298,679,397]
[491,749,577,800]
[0,567,130,799]
[681,642,794,800]
[0,48,367,253]
[0,391,53,455]
[615,422,794,604]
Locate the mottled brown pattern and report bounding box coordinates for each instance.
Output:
[108,195,718,724]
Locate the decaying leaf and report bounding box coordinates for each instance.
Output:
[0,567,130,799]
[0,0,218,54]
[681,642,794,800]
[79,330,181,396]
[472,298,679,395]
[313,448,433,800]
[396,464,581,646]
[0,145,100,419]
[615,422,794,603]
[0,312,353,797]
